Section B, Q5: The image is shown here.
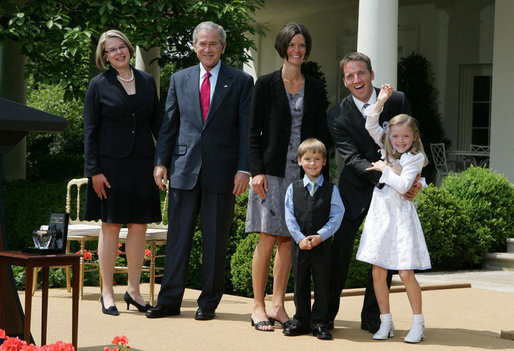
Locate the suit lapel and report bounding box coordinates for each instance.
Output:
[344,96,366,128]
[204,62,231,128]
[187,65,203,127]
[107,67,132,108]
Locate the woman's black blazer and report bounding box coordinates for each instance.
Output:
[83,66,161,177]
[248,69,329,178]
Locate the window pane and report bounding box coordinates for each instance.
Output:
[472,128,489,145]
[472,103,491,127]
[473,76,491,101]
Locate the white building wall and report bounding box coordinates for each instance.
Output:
[398,0,494,146]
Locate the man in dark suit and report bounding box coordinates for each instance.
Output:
[146,21,254,320]
[326,52,420,332]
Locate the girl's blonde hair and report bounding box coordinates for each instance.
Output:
[95,29,135,70]
[382,114,428,167]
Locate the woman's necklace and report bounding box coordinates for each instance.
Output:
[117,69,134,83]
[283,75,301,85]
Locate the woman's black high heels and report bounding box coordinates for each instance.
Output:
[124,291,151,312]
[100,296,120,316]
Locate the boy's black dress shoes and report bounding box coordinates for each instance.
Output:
[145,304,180,318]
[195,308,216,320]
[312,326,332,340]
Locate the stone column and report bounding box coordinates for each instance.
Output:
[135,46,161,98]
[490,0,514,182]
[357,0,398,87]
[0,39,27,180]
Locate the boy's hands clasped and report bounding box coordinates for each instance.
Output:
[299,234,323,250]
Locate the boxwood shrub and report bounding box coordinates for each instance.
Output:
[440,166,514,252]
[417,185,488,269]
[3,179,68,250]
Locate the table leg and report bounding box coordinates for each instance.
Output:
[41,267,49,346]
[79,239,85,299]
[71,260,79,349]
[150,242,156,305]
[24,264,34,345]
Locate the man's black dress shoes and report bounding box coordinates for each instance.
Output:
[195,308,216,320]
[283,324,310,336]
[312,326,332,340]
[361,320,380,334]
[327,321,334,330]
[145,304,180,318]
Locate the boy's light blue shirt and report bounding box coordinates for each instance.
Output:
[284,174,345,244]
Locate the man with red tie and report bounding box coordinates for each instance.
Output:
[147,21,254,320]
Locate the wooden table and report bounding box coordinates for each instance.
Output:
[0,251,81,348]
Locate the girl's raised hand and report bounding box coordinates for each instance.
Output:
[377,84,393,104]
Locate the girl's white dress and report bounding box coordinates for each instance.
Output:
[356,110,431,270]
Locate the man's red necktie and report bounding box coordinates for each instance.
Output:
[201,72,211,123]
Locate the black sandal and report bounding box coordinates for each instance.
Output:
[251,317,274,331]
[269,316,292,329]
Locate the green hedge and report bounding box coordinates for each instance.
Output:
[4,167,513,294]
[417,185,484,268]
[440,167,514,252]
[3,179,68,250]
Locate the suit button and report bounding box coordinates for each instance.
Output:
[132,113,136,117]
[131,130,135,134]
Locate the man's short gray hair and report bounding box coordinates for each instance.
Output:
[193,21,226,44]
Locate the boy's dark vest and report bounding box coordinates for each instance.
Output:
[292,179,333,236]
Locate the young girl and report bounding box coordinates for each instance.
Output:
[356,84,431,343]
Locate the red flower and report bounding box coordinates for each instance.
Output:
[0,336,28,350]
[144,249,151,258]
[43,341,74,351]
[0,331,74,351]
[76,250,93,261]
[111,336,128,346]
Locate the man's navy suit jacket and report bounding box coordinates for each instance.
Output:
[155,62,254,193]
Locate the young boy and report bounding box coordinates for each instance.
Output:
[283,138,345,340]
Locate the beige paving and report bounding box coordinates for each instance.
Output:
[19,278,514,351]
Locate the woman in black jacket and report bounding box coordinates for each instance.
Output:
[247,23,329,331]
[83,30,161,316]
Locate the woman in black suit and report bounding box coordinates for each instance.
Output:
[83,30,162,316]
[247,23,329,331]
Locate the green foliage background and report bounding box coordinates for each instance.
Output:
[0,0,267,100]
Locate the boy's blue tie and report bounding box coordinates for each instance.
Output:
[309,181,316,196]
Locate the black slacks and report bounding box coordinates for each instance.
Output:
[291,238,331,328]
[157,181,235,311]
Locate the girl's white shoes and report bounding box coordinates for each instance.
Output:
[372,313,425,343]
[373,313,394,340]
[404,313,425,343]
